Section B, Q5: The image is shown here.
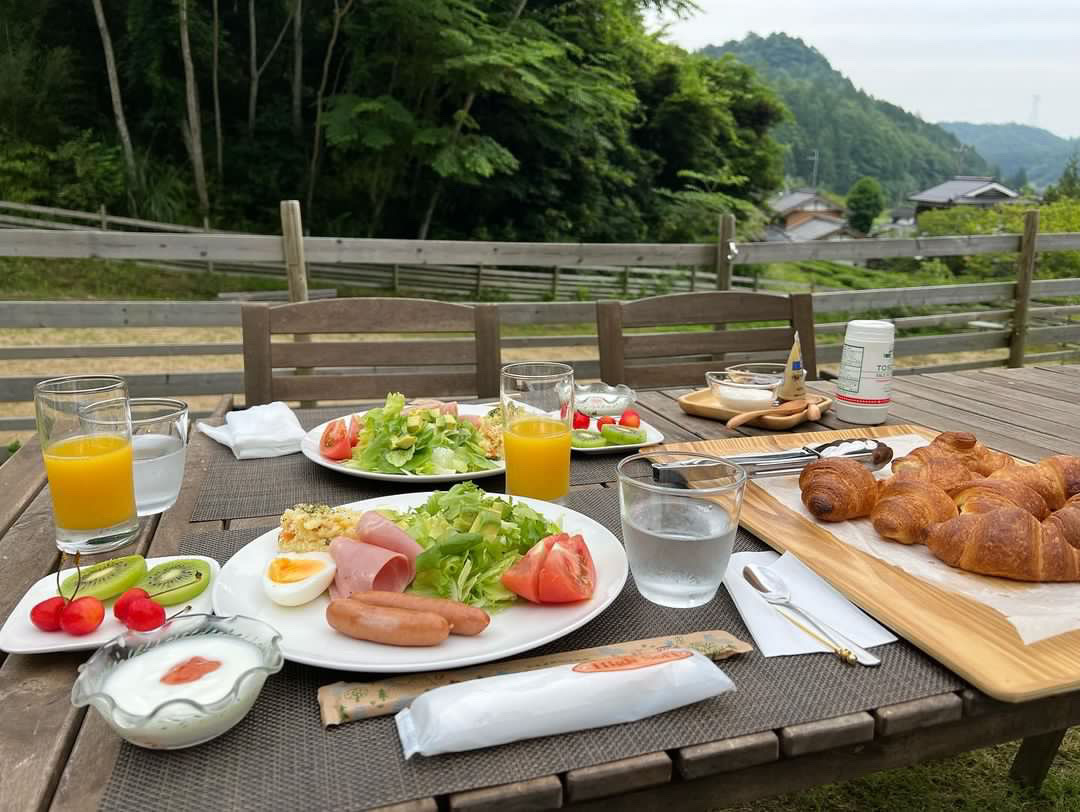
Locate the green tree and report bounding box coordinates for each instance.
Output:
[846,176,884,234]
[1043,153,1080,203]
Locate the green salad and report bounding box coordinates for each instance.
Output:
[379,483,562,608]
[344,393,500,476]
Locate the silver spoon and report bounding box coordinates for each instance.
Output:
[742,564,881,667]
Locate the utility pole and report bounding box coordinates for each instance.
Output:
[810,149,820,190]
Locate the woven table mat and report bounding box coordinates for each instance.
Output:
[191,409,624,520]
[105,488,963,812]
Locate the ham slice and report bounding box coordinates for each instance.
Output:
[328,536,412,599]
[405,399,458,417]
[351,512,423,569]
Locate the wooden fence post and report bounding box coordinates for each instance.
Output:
[715,213,736,291]
[203,215,214,274]
[391,264,400,294]
[1008,209,1039,368]
[280,199,313,406]
[475,264,484,298]
[551,266,560,300]
[99,204,108,231]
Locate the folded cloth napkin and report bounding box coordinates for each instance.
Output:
[197,401,307,460]
[723,550,897,657]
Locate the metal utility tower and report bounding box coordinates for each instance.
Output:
[1030,94,1040,127]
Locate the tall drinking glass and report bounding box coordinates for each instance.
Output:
[501,362,574,502]
[82,398,189,516]
[34,376,139,554]
[616,451,746,608]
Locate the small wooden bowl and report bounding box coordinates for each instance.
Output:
[677,390,833,430]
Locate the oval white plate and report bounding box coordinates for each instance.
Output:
[572,419,664,455]
[212,493,628,672]
[0,555,220,655]
[301,402,505,483]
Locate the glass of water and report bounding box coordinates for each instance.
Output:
[616,451,746,608]
[83,398,190,516]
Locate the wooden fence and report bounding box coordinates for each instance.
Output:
[1,207,1080,431]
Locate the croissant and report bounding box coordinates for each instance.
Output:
[871,479,957,545]
[987,455,1080,511]
[927,432,1015,476]
[891,451,978,493]
[925,501,1080,582]
[799,458,879,522]
[949,479,1050,520]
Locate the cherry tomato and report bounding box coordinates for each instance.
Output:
[572,411,590,430]
[596,416,616,431]
[618,409,641,428]
[320,419,352,460]
[501,533,596,604]
[347,414,362,447]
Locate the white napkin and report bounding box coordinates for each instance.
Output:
[723,550,897,657]
[197,401,307,460]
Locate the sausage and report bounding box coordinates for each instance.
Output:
[351,590,490,636]
[326,598,449,646]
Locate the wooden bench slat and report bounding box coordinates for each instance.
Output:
[779,711,875,758]
[447,775,563,811]
[564,752,671,804]
[873,693,963,738]
[271,338,477,368]
[271,371,479,402]
[674,730,779,780]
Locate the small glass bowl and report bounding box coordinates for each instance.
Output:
[574,382,636,416]
[72,614,283,750]
[706,370,781,412]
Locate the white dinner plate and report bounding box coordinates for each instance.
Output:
[0,555,220,654]
[301,402,505,483]
[212,493,628,672]
[572,418,664,455]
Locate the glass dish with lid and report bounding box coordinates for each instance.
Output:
[72,613,283,749]
[706,364,784,412]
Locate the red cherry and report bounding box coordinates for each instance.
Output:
[125,597,166,632]
[30,596,68,632]
[113,588,151,623]
[619,409,641,429]
[596,416,616,430]
[572,411,590,430]
[59,596,105,636]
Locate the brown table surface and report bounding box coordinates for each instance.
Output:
[3,366,1080,812]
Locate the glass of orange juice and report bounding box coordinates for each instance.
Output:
[501,362,574,502]
[34,376,139,554]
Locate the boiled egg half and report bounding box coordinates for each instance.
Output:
[262,552,336,606]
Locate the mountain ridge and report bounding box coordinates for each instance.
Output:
[700,33,992,203]
[938,121,1078,189]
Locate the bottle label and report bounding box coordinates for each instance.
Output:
[837,342,893,405]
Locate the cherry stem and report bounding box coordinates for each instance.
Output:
[148,571,202,600]
[167,604,193,621]
[58,552,83,601]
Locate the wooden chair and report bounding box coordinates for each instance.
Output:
[596,291,817,388]
[241,297,501,406]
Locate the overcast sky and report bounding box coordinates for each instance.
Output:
[649,0,1080,138]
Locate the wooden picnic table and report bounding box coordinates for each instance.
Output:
[2,365,1080,812]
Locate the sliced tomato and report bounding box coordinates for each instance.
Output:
[320,418,352,460]
[537,534,596,603]
[501,533,596,604]
[347,414,362,447]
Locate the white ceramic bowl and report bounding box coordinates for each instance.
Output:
[72,614,282,749]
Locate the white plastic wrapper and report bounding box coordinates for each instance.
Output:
[395,649,735,758]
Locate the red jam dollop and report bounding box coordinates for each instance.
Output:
[160,656,223,685]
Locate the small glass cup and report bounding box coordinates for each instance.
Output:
[34,375,139,554]
[616,451,747,608]
[501,362,574,502]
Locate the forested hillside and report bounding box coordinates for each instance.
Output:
[701,33,991,204]
[939,122,1078,189]
[0,0,787,242]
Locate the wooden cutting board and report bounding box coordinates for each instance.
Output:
[663,424,1080,703]
[677,389,833,430]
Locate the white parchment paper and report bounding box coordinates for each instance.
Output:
[751,434,1080,645]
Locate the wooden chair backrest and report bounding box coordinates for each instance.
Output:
[241,297,500,406]
[596,291,817,388]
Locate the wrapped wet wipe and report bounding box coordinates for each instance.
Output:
[395,649,735,758]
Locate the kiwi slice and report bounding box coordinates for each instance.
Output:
[141,559,211,606]
[58,554,147,600]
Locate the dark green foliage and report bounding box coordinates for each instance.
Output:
[0,0,786,242]
[941,121,1080,190]
[701,34,992,203]
[846,176,884,234]
[1043,154,1080,204]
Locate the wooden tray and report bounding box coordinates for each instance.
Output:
[664,425,1080,703]
[677,389,833,429]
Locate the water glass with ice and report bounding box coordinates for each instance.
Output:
[616,451,746,608]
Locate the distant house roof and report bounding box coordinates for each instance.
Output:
[769,189,840,216]
[785,214,851,241]
[891,206,915,221]
[909,176,1019,206]
[762,224,793,242]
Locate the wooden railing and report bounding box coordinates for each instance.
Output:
[1,209,1079,431]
